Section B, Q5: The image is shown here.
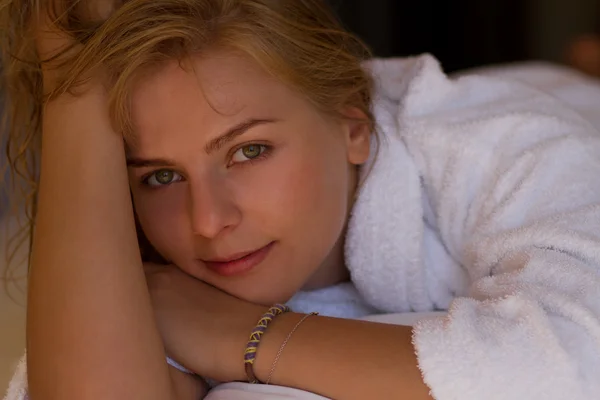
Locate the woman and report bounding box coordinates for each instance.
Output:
[2,1,600,399]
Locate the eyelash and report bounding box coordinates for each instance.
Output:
[227,143,272,167]
[139,143,273,188]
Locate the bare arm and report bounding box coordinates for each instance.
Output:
[170,367,208,399]
[253,313,432,399]
[144,266,433,400]
[27,83,173,399]
[26,8,200,399]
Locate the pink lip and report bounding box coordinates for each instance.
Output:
[202,242,275,277]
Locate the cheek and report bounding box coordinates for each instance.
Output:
[132,188,190,258]
[239,141,350,246]
[288,154,347,217]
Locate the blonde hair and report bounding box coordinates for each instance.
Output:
[0,0,376,277]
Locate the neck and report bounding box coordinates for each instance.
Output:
[302,164,360,291]
[302,231,350,291]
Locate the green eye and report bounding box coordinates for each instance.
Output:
[144,169,182,187]
[241,145,262,159]
[155,170,174,184]
[231,144,269,164]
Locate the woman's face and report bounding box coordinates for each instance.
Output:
[128,51,370,304]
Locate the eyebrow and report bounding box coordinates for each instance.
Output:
[126,157,177,168]
[126,118,278,168]
[204,118,277,154]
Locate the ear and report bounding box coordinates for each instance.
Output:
[340,107,371,165]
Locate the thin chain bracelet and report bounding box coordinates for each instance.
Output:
[266,312,319,385]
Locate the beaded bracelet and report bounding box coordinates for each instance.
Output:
[244,303,291,383]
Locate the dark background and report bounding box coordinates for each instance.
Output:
[328,0,600,73]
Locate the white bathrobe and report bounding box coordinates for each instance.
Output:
[350,55,600,399]
[5,55,600,400]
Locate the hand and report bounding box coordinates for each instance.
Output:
[34,0,120,94]
[144,263,265,382]
[34,1,77,93]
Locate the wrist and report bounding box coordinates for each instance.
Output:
[44,82,106,109]
[220,306,305,384]
[218,304,267,382]
[242,311,307,384]
[42,84,118,144]
[254,312,307,383]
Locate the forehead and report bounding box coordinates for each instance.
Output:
[129,51,303,146]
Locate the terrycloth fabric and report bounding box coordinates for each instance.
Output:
[3,356,27,400]
[457,61,600,130]
[345,54,600,400]
[287,281,379,318]
[6,55,600,400]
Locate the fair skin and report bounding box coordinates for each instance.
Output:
[128,52,362,305]
[28,4,431,399]
[145,264,431,399]
[29,6,202,399]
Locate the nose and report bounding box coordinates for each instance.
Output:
[188,177,241,239]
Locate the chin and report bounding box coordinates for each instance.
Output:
[225,274,305,305]
[236,284,299,306]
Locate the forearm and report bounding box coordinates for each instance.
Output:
[169,366,209,399]
[250,313,433,399]
[179,307,433,400]
[143,264,432,398]
[27,88,175,399]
